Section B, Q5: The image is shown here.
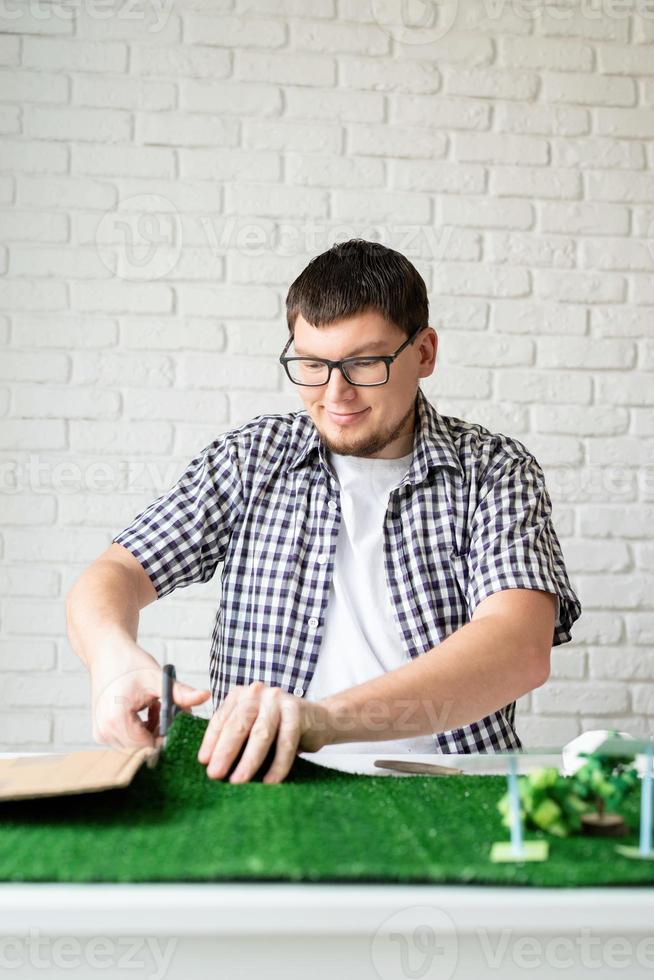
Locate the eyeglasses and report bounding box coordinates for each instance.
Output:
[279,324,428,387]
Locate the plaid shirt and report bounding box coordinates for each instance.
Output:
[113,386,582,753]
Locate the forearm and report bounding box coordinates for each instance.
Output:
[317,616,547,747]
[65,562,140,671]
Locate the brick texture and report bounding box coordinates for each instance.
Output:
[1,1,652,750]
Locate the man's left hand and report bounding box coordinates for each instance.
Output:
[197,681,332,784]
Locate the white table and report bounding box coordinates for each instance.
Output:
[1,882,653,980]
[0,751,652,980]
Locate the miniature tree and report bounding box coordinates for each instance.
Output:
[496,734,640,840]
[573,741,639,836]
[497,767,590,839]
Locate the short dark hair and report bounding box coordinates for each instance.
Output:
[285,239,429,341]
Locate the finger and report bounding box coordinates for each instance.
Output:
[198,681,263,763]
[145,699,161,734]
[92,664,162,743]
[172,680,211,707]
[205,715,254,780]
[140,678,208,738]
[205,686,266,779]
[197,691,239,763]
[260,697,302,784]
[228,693,282,784]
[118,713,157,749]
[104,691,159,749]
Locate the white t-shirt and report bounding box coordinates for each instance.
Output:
[305,447,439,755]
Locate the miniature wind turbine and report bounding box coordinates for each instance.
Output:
[589,736,654,861]
[489,749,553,863]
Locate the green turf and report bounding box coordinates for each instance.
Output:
[0,712,652,886]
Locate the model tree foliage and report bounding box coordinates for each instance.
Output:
[574,748,639,816]
[497,734,640,839]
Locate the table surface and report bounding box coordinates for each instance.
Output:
[0,751,652,930]
[1,749,651,980]
[0,748,563,776]
[0,880,652,933]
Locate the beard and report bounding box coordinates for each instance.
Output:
[316,392,417,459]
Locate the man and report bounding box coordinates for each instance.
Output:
[66,239,581,785]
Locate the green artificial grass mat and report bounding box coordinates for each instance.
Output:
[0,712,652,887]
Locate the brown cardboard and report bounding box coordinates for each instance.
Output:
[0,745,160,801]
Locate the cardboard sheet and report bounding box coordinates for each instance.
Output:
[0,746,158,801]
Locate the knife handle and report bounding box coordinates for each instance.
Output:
[160,663,178,738]
[374,759,463,776]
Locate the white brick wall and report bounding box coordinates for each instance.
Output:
[1,0,653,752]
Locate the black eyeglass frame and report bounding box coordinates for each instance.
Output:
[279,324,429,387]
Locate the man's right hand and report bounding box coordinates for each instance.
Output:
[90,641,211,750]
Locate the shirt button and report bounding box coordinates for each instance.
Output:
[293,686,304,697]
[317,553,328,564]
[308,617,319,629]
[328,501,337,511]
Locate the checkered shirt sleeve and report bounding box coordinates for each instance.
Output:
[112,433,243,600]
[465,450,581,647]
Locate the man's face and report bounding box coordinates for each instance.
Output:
[290,309,437,459]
